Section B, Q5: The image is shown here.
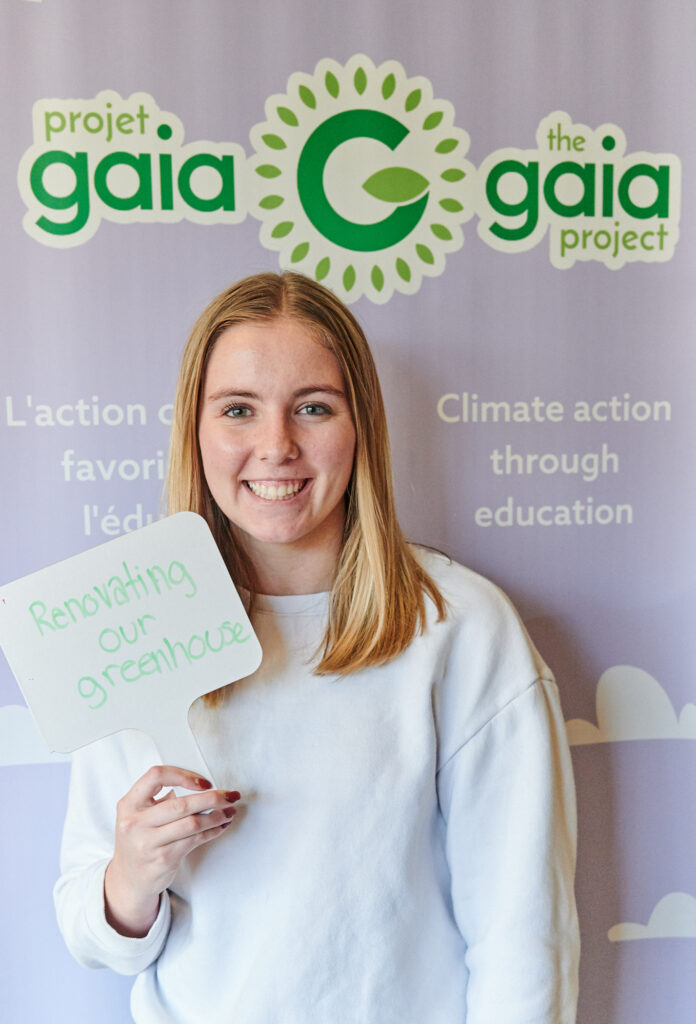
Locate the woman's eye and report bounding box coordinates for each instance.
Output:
[299,403,330,416]
[223,404,252,418]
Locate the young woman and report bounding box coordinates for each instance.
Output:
[55,272,579,1023]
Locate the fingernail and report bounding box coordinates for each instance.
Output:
[223,807,236,819]
[225,791,241,802]
[196,777,212,789]
[221,821,231,829]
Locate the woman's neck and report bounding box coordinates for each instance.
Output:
[237,529,342,596]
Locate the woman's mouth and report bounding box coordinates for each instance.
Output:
[244,479,308,501]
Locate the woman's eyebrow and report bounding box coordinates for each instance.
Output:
[205,388,259,403]
[294,385,346,398]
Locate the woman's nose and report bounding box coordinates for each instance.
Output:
[257,414,299,462]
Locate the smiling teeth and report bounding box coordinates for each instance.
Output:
[246,480,305,500]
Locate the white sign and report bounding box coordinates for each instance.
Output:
[0,513,262,781]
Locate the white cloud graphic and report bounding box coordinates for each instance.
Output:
[609,893,696,941]
[0,705,70,765]
[566,665,696,746]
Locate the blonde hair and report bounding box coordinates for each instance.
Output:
[167,272,446,704]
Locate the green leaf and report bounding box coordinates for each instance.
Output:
[277,106,298,127]
[316,257,330,281]
[382,73,396,99]
[371,265,384,291]
[262,133,286,150]
[405,89,421,112]
[423,111,444,130]
[439,198,464,212]
[396,258,411,282]
[435,138,458,154]
[325,71,339,98]
[343,265,356,291]
[362,167,429,203]
[271,221,293,238]
[431,223,453,241]
[291,242,310,262]
[259,195,284,209]
[441,168,466,182]
[416,244,434,265]
[255,164,281,178]
[354,67,367,94]
[299,85,316,109]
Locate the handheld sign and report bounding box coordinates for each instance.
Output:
[0,513,262,783]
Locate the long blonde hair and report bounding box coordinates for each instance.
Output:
[167,272,446,704]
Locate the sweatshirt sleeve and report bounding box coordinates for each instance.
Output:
[436,676,579,1024]
[53,733,171,976]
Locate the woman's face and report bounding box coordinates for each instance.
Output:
[198,317,356,567]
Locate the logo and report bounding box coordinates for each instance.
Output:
[17,91,246,246]
[475,111,680,269]
[18,56,681,303]
[248,55,474,303]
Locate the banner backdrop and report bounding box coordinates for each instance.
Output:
[2,2,695,1021]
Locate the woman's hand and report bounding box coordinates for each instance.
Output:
[104,765,240,937]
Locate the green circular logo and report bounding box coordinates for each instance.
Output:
[248,55,475,303]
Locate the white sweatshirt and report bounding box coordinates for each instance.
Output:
[54,550,579,1023]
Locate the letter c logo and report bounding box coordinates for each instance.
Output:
[297,110,428,251]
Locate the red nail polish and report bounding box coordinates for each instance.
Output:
[225,790,241,802]
[223,807,236,819]
[196,777,212,789]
